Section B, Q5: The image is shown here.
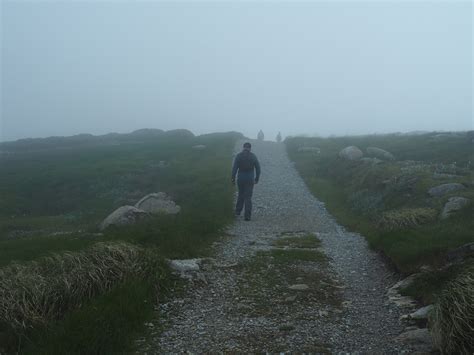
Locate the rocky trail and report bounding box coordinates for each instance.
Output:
[136,140,426,353]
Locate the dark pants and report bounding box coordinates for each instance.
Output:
[236,179,254,219]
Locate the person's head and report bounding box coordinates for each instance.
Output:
[243,142,251,152]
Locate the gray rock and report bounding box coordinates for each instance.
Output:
[440,196,470,219]
[169,259,202,274]
[318,310,329,317]
[99,205,148,230]
[297,146,321,154]
[428,183,465,197]
[135,192,181,215]
[289,284,309,291]
[338,146,363,161]
[409,305,433,320]
[395,328,434,352]
[447,242,474,262]
[284,295,297,303]
[366,147,395,160]
[387,274,420,309]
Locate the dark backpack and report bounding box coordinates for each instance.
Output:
[239,152,254,172]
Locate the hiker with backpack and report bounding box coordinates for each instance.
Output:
[231,142,261,221]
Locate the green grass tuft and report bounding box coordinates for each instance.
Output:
[377,208,437,231]
[432,261,474,354]
[269,249,326,263]
[0,242,165,338]
[273,234,322,249]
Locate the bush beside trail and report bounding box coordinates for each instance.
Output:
[0,242,164,335]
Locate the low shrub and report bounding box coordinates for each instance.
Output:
[0,242,164,335]
[377,208,437,231]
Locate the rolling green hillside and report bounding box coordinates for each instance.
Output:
[0,130,242,353]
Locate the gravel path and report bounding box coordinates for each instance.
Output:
[137,140,409,353]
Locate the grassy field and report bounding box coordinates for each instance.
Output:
[0,129,241,353]
[286,132,474,300]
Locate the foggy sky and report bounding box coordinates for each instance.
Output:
[1,1,472,142]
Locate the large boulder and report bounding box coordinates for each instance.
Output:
[428,183,465,197]
[338,146,363,161]
[366,147,395,160]
[99,206,148,230]
[135,192,181,215]
[440,197,470,219]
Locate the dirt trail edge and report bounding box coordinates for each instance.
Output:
[137,140,409,353]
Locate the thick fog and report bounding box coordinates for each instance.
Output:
[1,1,472,142]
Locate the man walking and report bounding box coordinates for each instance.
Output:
[231,142,261,221]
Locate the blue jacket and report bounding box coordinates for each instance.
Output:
[232,150,261,182]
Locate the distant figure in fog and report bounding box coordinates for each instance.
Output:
[231,142,261,221]
[276,132,282,143]
[257,130,264,141]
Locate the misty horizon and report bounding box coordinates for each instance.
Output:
[1,1,472,142]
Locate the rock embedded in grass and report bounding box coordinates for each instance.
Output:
[366,147,395,160]
[446,242,474,262]
[135,192,181,215]
[338,146,363,161]
[99,205,149,230]
[440,196,470,219]
[169,259,202,273]
[428,183,465,197]
[409,305,433,320]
